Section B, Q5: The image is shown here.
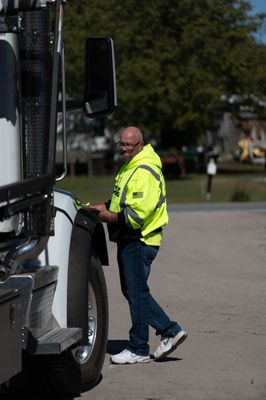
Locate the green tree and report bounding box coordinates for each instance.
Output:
[63,0,266,147]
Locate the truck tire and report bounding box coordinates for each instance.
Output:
[78,252,109,392]
[44,252,109,396]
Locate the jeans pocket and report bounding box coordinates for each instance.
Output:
[143,244,159,267]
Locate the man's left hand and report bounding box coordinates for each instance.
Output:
[97,209,118,223]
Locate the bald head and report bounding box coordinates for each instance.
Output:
[119,126,144,161]
[121,126,143,143]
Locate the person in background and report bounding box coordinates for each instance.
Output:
[89,126,187,364]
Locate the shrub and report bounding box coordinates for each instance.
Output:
[230,186,251,202]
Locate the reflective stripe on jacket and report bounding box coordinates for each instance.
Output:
[109,144,169,246]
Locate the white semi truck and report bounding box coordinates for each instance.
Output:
[0,0,116,396]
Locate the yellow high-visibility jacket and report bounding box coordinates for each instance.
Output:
[109,144,169,246]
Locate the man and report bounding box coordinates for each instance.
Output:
[90,126,187,364]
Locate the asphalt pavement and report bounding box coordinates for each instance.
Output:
[79,204,266,400]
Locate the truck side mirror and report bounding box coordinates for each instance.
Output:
[83,37,117,118]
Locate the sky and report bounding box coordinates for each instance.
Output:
[248,0,266,43]
[249,0,266,14]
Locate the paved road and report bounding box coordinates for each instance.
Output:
[79,205,266,400]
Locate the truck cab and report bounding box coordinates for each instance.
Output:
[0,0,116,396]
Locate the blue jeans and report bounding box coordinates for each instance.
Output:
[117,240,182,356]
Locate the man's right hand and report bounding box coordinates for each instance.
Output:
[90,203,107,212]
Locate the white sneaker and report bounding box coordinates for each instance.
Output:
[154,330,187,360]
[110,349,150,364]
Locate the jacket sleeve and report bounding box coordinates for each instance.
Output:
[119,168,161,230]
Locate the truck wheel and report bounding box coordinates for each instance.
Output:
[74,252,109,392]
[46,252,109,396]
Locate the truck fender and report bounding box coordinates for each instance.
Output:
[67,208,108,345]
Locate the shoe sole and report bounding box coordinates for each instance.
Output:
[154,332,188,360]
[111,357,150,365]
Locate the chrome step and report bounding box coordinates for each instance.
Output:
[35,327,82,354]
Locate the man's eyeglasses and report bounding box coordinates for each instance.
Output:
[117,141,141,150]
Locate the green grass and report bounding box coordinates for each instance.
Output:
[56,167,266,205]
[165,174,266,203]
